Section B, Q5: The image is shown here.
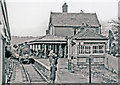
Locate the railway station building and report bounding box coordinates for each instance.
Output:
[69,28,108,65]
[27,3,108,65]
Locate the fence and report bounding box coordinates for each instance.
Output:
[104,54,118,74]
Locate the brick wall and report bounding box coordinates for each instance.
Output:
[54,27,74,37]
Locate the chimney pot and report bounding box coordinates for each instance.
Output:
[62,3,68,13]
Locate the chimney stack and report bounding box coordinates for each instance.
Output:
[62,3,68,13]
[80,10,84,13]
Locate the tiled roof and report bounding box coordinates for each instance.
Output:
[50,12,101,27]
[30,35,66,42]
[71,29,108,40]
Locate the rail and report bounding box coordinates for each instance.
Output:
[32,65,49,83]
[34,59,50,81]
[21,63,49,83]
[21,64,31,83]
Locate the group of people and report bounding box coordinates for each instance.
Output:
[31,48,50,58]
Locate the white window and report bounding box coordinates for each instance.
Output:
[99,45,104,53]
[85,46,91,54]
[79,42,105,54]
[93,45,104,54]
[79,45,84,54]
[79,45,91,54]
[93,46,99,53]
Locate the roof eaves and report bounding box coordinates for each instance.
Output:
[94,13,101,26]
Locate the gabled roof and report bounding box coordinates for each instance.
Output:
[28,35,67,44]
[71,29,108,40]
[37,35,66,41]
[50,12,101,27]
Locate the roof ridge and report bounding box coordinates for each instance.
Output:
[51,12,96,14]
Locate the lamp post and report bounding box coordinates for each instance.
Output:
[68,38,71,70]
[68,38,76,70]
[89,57,91,83]
[79,42,92,83]
[78,56,92,83]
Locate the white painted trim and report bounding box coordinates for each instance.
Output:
[29,42,67,44]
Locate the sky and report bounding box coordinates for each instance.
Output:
[6,0,119,37]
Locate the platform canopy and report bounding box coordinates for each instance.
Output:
[28,35,67,44]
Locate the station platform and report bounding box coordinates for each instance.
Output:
[35,58,88,83]
[10,60,23,83]
[9,55,88,83]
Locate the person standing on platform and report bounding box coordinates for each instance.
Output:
[48,50,53,65]
[50,63,57,84]
[39,49,43,58]
[48,50,58,83]
[48,50,57,65]
[53,54,58,66]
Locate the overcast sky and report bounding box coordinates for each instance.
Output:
[6,0,119,37]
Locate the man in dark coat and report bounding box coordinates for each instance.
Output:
[50,63,57,83]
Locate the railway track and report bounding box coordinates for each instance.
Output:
[21,64,49,83]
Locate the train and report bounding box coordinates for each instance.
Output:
[19,43,35,64]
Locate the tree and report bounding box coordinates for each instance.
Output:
[108,30,114,49]
[110,18,120,56]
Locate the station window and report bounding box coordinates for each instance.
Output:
[93,46,99,53]
[99,45,104,53]
[79,45,91,54]
[93,45,104,54]
[79,44,104,54]
[85,46,91,54]
[80,45,84,54]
